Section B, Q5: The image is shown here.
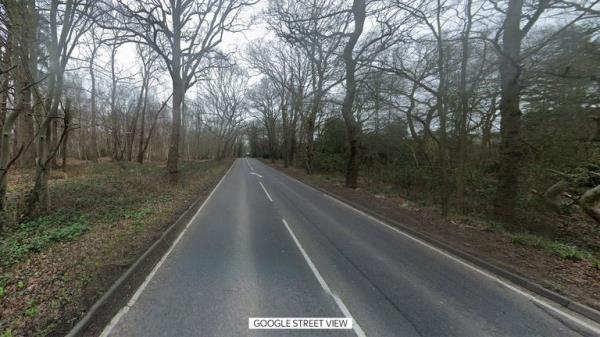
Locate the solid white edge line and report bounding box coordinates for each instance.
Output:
[282,219,366,337]
[259,181,273,202]
[322,193,600,334]
[99,162,235,337]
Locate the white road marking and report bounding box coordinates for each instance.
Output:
[245,157,254,171]
[282,219,366,337]
[322,193,600,334]
[259,182,273,202]
[99,163,235,337]
[249,172,263,178]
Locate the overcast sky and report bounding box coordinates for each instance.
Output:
[69,1,271,105]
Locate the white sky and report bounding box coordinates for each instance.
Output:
[71,0,272,106]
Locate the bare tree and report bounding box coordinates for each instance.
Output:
[25,0,94,216]
[105,0,256,176]
[197,65,247,159]
[340,0,366,188]
[246,41,310,167]
[267,0,346,174]
[490,0,599,223]
[135,45,160,163]
[84,29,107,162]
[247,78,282,161]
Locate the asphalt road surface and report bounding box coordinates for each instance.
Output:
[100,158,600,337]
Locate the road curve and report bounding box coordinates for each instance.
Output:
[101,158,600,337]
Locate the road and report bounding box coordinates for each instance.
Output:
[101,158,600,337]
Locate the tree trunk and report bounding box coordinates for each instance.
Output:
[340,0,365,189]
[110,44,119,161]
[0,33,9,132]
[0,110,20,211]
[455,0,473,214]
[126,77,145,161]
[281,94,291,168]
[139,95,169,164]
[304,98,319,174]
[26,0,65,216]
[480,97,497,162]
[494,0,525,224]
[61,99,71,169]
[89,44,99,162]
[137,81,149,163]
[17,83,34,168]
[167,79,183,175]
[167,8,182,176]
[304,68,323,174]
[434,0,450,216]
[50,117,59,168]
[180,99,187,161]
[16,42,35,168]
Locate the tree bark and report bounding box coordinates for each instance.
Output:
[168,79,183,175]
[494,0,525,224]
[26,0,79,216]
[126,75,146,161]
[281,92,291,167]
[110,43,120,161]
[17,85,34,168]
[455,0,473,214]
[166,5,183,176]
[89,39,100,162]
[136,80,149,163]
[434,0,450,216]
[0,33,9,132]
[304,93,320,174]
[340,0,366,189]
[61,99,71,169]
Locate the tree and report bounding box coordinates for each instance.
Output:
[246,41,309,167]
[247,78,281,161]
[196,65,248,159]
[340,0,366,188]
[135,45,160,163]
[107,0,256,176]
[26,0,94,216]
[84,28,106,162]
[491,0,599,224]
[267,0,346,174]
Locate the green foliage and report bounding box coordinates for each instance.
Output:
[319,118,347,154]
[122,207,153,226]
[24,301,38,318]
[510,232,596,262]
[0,161,225,269]
[0,329,13,337]
[0,214,89,267]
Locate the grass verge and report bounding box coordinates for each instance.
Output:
[509,232,599,265]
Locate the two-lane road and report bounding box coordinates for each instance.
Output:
[101,158,600,337]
